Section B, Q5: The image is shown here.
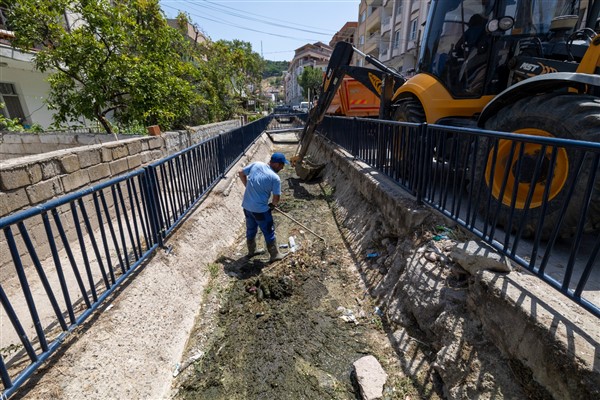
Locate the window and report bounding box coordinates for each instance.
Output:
[0,83,26,122]
[359,35,365,45]
[409,19,418,41]
[393,31,400,48]
[395,1,403,16]
[360,10,366,23]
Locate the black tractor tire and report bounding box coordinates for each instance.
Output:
[479,93,600,239]
[389,97,426,182]
[392,96,426,123]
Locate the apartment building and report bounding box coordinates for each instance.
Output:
[355,0,382,67]
[356,0,429,75]
[284,42,332,106]
[329,21,358,48]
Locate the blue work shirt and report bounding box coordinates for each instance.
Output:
[241,162,281,213]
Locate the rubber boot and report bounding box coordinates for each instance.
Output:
[246,238,265,258]
[266,240,286,262]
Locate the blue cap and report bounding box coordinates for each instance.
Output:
[271,152,290,165]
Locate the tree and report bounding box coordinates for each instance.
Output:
[8,0,201,134]
[298,67,323,101]
[262,60,289,78]
[192,39,263,122]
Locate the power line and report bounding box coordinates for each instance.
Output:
[162,4,322,42]
[191,1,334,36]
[165,0,350,36]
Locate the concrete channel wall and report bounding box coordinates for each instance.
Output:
[305,134,600,399]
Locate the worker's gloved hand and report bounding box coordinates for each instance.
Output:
[268,203,276,210]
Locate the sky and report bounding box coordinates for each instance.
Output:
[159,0,361,62]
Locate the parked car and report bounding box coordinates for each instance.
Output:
[299,101,310,113]
[273,105,293,114]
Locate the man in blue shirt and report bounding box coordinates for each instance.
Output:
[238,152,289,261]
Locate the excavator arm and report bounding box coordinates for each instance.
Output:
[293,41,406,180]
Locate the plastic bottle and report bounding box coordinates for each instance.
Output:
[289,236,296,252]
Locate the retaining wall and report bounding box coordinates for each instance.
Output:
[0,120,241,161]
[0,120,240,216]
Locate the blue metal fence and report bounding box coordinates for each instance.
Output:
[2,112,597,397]
[319,115,600,319]
[0,116,270,398]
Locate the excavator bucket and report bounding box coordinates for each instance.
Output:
[292,156,326,181]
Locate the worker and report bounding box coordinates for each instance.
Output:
[238,152,289,262]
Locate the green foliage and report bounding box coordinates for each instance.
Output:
[262,60,289,78]
[0,103,24,131]
[8,0,201,134]
[298,67,323,100]
[269,76,283,87]
[190,39,264,124]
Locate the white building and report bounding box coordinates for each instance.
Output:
[0,8,208,131]
[285,42,332,106]
[0,30,55,129]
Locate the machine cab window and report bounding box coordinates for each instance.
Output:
[419,0,585,98]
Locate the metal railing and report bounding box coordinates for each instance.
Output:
[319,115,600,319]
[0,116,270,398]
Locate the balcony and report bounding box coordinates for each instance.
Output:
[366,8,381,32]
[366,0,383,5]
[381,16,391,34]
[364,34,380,55]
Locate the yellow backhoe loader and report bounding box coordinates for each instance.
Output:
[295,0,600,238]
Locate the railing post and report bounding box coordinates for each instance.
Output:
[415,123,429,205]
[142,166,164,248]
[217,134,226,175]
[351,117,359,156]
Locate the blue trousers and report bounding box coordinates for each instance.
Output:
[244,208,276,243]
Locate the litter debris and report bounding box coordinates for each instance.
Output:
[337,306,359,325]
[173,351,204,377]
[289,236,297,252]
[279,244,289,248]
[366,252,379,259]
[424,252,441,262]
[433,225,453,240]
[374,306,384,317]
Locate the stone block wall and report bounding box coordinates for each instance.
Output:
[0,136,164,217]
[163,119,241,154]
[0,119,241,161]
[0,119,241,217]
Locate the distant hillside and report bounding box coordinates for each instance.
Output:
[263,60,289,78]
